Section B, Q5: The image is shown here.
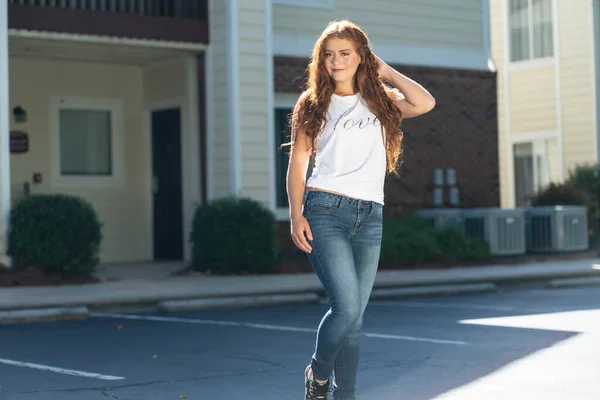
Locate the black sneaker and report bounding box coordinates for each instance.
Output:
[305,364,329,400]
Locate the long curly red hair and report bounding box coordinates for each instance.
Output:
[289,20,404,173]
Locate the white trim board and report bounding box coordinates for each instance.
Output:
[510,130,560,143]
[273,35,491,71]
[227,0,242,195]
[552,0,564,181]
[508,56,555,72]
[49,96,125,189]
[0,0,11,266]
[592,0,600,164]
[503,0,516,208]
[272,0,333,9]
[204,47,215,201]
[184,56,202,261]
[8,29,207,51]
[482,0,494,71]
[266,0,276,213]
[274,93,300,109]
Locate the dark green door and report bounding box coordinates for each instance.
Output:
[151,108,183,261]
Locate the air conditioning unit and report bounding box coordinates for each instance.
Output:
[415,208,464,231]
[462,208,526,256]
[525,206,589,252]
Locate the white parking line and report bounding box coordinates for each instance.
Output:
[364,333,466,345]
[92,312,467,345]
[0,358,124,380]
[371,301,516,312]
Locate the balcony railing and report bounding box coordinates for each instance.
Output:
[8,0,206,20]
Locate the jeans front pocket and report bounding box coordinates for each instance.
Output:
[370,204,384,222]
[305,193,338,215]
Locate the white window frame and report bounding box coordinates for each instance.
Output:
[272,0,333,9]
[511,131,559,205]
[507,0,555,69]
[50,96,125,188]
[274,93,300,221]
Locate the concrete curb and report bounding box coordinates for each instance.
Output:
[0,307,89,324]
[370,283,498,299]
[547,276,600,289]
[158,293,320,312]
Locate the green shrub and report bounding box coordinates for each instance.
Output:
[431,228,488,262]
[7,194,102,276]
[189,197,277,274]
[532,182,594,207]
[567,164,600,199]
[531,182,598,232]
[380,215,442,265]
[380,213,488,265]
[566,164,600,233]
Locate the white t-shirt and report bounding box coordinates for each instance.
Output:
[306,92,387,204]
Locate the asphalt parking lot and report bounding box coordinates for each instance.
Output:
[1,284,599,399]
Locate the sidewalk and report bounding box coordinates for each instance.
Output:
[1,257,599,320]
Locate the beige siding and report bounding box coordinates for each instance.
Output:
[490,0,510,207]
[547,137,560,183]
[490,1,598,207]
[509,67,557,134]
[143,59,186,104]
[238,0,270,205]
[9,58,148,262]
[559,1,597,173]
[209,0,231,198]
[273,0,483,50]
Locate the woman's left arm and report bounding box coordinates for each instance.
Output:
[376,55,436,119]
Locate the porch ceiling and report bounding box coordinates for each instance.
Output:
[8,34,196,66]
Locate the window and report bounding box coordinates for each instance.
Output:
[51,97,124,187]
[272,0,332,8]
[513,139,551,206]
[509,0,553,62]
[59,109,112,176]
[275,107,293,208]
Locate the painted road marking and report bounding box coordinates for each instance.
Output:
[371,300,516,312]
[0,358,125,380]
[92,312,467,345]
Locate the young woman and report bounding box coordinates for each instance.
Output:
[285,20,435,400]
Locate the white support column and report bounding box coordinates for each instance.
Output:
[0,1,11,266]
[265,0,275,212]
[183,55,201,261]
[226,0,241,196]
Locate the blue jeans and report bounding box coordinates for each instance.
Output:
[303,191,383,400]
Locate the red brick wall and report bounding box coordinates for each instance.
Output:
[274,56,500,216]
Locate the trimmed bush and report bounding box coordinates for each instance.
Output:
[531,182,594,207]
[431,228,488,262]
[566,164,600,233]
[7,194,102,276]
[531,182,598,233]
[567,164,600,199]
[189,197,277,274]
[380,214,442,265]
[380,213,488,265]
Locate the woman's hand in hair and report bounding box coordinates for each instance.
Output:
[373,53,392,81]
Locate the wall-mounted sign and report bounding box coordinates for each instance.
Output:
[10,130,29,154]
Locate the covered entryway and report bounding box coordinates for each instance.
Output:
[151,107,183,261]
[4,29,205,263]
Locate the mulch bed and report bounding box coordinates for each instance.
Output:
[2,248,597,287]
[0,265,100,288]
[180,248,600,276]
